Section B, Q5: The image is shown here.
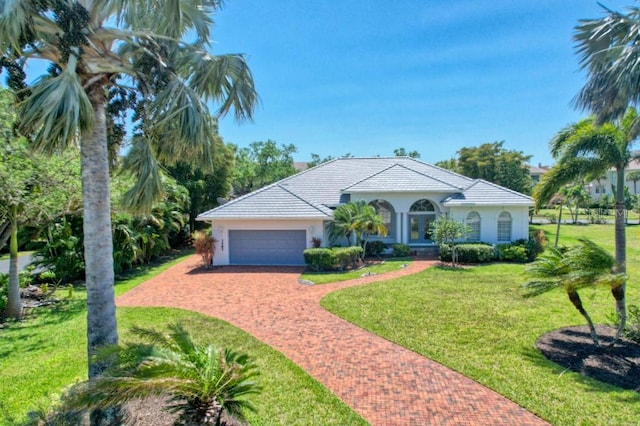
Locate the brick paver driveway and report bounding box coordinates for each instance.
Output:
[117,255,547,425]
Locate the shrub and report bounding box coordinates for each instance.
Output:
[391,243,411,257]
[193,230,216,267]
[529,229,546,257]
[439,243,494,263]
[363,240,385,258]
[496,243,528,263]
[333,246,363,270]
[303,246,363,271]
[303,248,337,272]
[625,304,640,344]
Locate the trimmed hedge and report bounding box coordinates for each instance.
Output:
[391,243,411,257]
[363,240,385,258]
[439,243,495,264]
[303,246,363,272]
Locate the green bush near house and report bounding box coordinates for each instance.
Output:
[439,243,495,264]
[363,240,385,258]
[392,243,411,257]
[304,246,363,272]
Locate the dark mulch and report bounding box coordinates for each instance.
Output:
[125,397,246,426]
[536,325,640,392]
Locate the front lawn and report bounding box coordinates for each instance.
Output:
[300,257,412,285]
[0,251,365,425]
[321,224,640,425]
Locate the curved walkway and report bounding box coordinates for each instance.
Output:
[117,256,547,425]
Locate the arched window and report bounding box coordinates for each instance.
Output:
[497,211,512,242]
[410,199,436,212]
[369,199,395,236]
[466,211,481,241]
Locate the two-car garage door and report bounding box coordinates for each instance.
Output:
[229,230,307,265]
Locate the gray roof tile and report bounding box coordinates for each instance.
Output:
[197,157,532,220]
[442,179,533,206]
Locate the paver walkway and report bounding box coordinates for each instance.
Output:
[117,256,548,425]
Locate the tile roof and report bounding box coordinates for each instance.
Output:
[442,179,533,206]
[342,163,464,192]
[197,157,533,220]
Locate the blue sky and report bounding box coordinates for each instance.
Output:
[212,0,631,166]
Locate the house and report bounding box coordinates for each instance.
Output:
[585,159,640,199]
[197,157,533,266]
[529,163,549,184]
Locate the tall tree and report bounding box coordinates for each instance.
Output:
[454,141,533,194]
[0,90,82,319]
[166,141,234,231]
[627,170,640,194]
[0,2,257,423]
[230,140,297,195]
[534,109,640,337]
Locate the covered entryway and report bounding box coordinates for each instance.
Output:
[229,230,307,265]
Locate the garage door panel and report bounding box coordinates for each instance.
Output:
[229,230,306,265]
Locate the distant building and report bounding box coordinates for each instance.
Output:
[529,163,550,184]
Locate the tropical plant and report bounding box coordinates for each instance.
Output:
[430,216,470,266]
[0,3,257,420]
[523,239,625,346]
[534,108,640,337]
[193,231,216,267]
[627,170,640,195]
[64,323,261,425]
[327,202,360,246]
[355,204,388,260]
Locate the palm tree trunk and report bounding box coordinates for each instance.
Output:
[614,167,627,338]
[554,201,563,247]
[568,290,600,347]
[82,95,121,425]
[6,207,22,319]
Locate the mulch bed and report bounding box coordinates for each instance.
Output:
[536,325,640,391]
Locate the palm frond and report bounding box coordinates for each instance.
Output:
[181,51,259,121]
[533,157,608,209]
[0,0,35,53]
[19,57,94,153]
[574,6,640,121]
[120,136,165,214]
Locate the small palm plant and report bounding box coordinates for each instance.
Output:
[65,323,260,425]
[523,239,625,346]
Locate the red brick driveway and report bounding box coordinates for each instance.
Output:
[117,256,547,425]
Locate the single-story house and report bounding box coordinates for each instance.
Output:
[197,157,534,266]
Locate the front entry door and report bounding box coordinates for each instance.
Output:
[409,214,435,243]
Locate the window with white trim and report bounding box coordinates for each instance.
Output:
[497,211,512,242]
[369,199,395,236]
[466,211,481,241]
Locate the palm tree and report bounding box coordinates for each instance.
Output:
[354,204,388,259]
[327,202,360,246]
[534,108,640,337]
[523,239,625,346]
[628,170,640,195]
[0,2,256,423]
[66,323,261,425]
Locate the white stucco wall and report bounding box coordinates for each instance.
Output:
[348,192,530,245]
[207,219,325,266]
[449,205,530,243]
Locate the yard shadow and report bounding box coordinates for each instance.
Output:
[186,265,305,275]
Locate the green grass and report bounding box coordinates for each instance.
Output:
[0,251,365,425]
[321,223,640,425]
[300,257,412,284]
